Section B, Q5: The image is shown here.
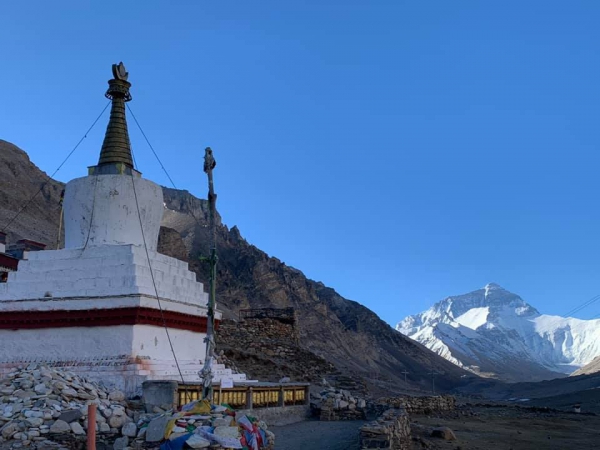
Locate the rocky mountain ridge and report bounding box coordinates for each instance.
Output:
[0,139,469,394]
[397,283,600,382]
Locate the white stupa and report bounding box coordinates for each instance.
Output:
[0,63,239,394]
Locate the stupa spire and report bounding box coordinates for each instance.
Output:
[96,62,134,172]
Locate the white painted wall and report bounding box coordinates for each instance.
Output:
[0,242,5,253]
[63,175,164,251]
[1,244,209,307]
[0,325,210,395]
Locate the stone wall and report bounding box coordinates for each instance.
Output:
[376,395,455,415]
[319,397,367,421]
[315,387,367,421]
[218,317,299,349]
[235,405,309,427]
[360,408,410,450]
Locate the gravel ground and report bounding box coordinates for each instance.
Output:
[411,405,600,449]
[272,419,366,450]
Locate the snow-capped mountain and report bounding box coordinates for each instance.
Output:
[397,283,600,382]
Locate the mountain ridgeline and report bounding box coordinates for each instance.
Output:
[397,283,600,382]
[0,139,468,393]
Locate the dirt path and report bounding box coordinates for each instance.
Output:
[272,419,365,450]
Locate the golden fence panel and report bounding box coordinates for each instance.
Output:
[177,384,308,409]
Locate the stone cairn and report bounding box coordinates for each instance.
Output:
[0,365,275,450]
[314,386,367,421]
[359,408,410,450]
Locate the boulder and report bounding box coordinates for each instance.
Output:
[431,427,456,440]
[109,415,126,429]
[1,422,19,439]
[109,391,125,402]
[70,422,85,435]
[58,409,83,423]
[49,419,70,433]
[122,422,137,437]
[145,415,170,442]
[113,436,129,450]
[33,383,47,395]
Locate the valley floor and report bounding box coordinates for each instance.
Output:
[411,405,600,450]
[272,405,600,450]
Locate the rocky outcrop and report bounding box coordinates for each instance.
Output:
[0,140,63,246]
[571,355,600,377]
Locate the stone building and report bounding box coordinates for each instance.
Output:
[0,64,233,394]
[6,238,47,260]
[0,232,18,283]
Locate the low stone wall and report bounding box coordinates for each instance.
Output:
[218,317,299,350]
[360,408,410,450]
[316,387,367,421]
[319,399,366,421]
[235,405,310,426]
[377,395,455,414]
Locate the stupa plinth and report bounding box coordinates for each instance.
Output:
[0,64,240,394]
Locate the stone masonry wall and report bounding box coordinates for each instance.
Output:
[316,387,367,421]
[360,408,410,450]
[218,317,299,350]
[216,317,335,382]
[376,395,455,415]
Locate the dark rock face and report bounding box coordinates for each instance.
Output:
[0,140,469,393]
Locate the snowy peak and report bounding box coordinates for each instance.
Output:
[396,284,600,382]
[398,283,538,336]
[444,282,538,318]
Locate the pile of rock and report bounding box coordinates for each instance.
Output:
[315,387,367,421]
[0,365,277,449]
[359,408,410,450]
[0,364,131,449]
[214,350,241,375]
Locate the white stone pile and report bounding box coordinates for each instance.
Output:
[0,364,131,449]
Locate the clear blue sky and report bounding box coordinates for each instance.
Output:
[1,1,600,325]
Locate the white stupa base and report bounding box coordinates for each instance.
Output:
[0,243,219,396]
[0,325,208,395]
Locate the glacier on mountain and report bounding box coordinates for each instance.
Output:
[396,283,600,381]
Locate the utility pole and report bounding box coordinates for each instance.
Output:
[200,147,217,401]
[428,369,440,395]
[401,370,409,384]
